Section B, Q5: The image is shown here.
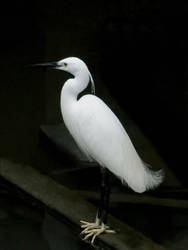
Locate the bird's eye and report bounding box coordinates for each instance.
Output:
[64,62,68,67]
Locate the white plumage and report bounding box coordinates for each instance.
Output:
[58,57,164,193]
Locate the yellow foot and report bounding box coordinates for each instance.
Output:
[80,218,115,245]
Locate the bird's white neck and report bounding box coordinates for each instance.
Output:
[74,69,90,95]
[60,69,90,127]
[60,69,90,121]
[61,69,90,102]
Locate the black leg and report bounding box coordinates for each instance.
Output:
[98,167,111,225]
[80,167,115,244]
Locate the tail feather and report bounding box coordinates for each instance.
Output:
[144,166,165,191]
[121,162,165,194]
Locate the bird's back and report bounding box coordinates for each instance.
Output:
[64,94,164,193]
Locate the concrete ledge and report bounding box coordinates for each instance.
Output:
[78,190,188,210]
[0,159,165,250]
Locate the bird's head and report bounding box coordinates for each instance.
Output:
[55,57,87,75]
[29,57,95,94]
[31,57,88,75]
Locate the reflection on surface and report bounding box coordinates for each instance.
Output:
[0,193,93,250]
[42,213,93,250]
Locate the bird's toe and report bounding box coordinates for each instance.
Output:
[80,220,115,245]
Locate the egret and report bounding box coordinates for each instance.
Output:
[33,57,164,244]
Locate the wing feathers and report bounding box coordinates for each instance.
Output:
[74,95,164,193]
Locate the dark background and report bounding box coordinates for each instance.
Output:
[0,1,188,250]
[0,0,187,184]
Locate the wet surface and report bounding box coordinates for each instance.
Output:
[0,192,93,250]
[111,203,188,250]
[1,177,188,250]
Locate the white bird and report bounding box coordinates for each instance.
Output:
[33,57,164,244]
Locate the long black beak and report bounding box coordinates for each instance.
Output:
[27,61,59,68]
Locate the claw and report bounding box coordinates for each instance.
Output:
[81,226,98,234]
[83,231,95,241]
[80,219,116,245]
[91,230,102,245]
[80,220,90,224]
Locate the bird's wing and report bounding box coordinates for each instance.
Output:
[75,94,164,193]
[76,94,139,167]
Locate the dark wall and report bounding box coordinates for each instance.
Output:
[100,1,188,182]
[0,1,45,163]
